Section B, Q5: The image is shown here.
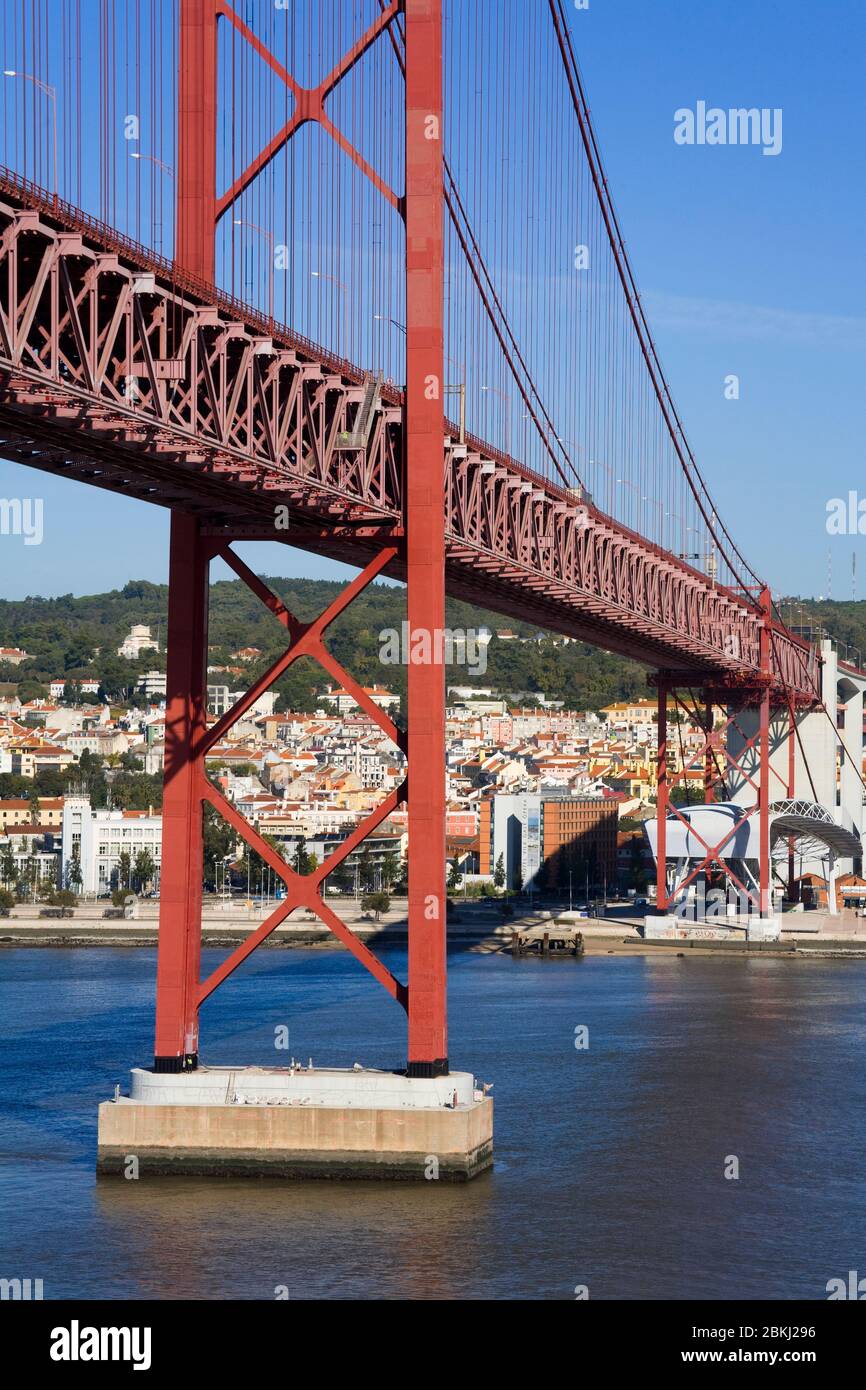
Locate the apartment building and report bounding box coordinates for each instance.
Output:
[0,797,64,831]
[479,791,618,892]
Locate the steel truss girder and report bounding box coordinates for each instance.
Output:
[0,177,819,702]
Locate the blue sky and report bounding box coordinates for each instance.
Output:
[0,0,863,602]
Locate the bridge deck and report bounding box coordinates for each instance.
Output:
[0,171,818,700]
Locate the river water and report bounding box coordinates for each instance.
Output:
[2,945,865,1300]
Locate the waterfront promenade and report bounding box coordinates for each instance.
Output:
[3,898,866,956]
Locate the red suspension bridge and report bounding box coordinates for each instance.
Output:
[0,1,827,1089]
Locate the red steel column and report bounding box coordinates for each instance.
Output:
[787,700,796,899]
[154,516,209,1068]
[758,587,772,917]
[404,0,447,1075]
[176,0,218,281]
[656,681,668,911]
[704,699,714,803]
[153,0,217,1068]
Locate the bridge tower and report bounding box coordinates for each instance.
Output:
[97,0,492,1181]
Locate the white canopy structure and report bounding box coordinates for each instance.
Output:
[643,800,863,916]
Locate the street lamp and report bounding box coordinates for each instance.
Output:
[130,151,174,178]
[375,314,465,440]
[555,437,590,494]
[312,270,349,355]
[235,217,275,321]
[130,153,174,253]
[480,383,511,457]
[4,70,57,200]
[445,352,467,444]
[373,312,405,335]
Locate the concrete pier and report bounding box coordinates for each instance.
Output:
[97,1065,493,1181]
[642,915,781,943]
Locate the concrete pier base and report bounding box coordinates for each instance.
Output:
[97,1065,493,1181]
[642,915,781,943]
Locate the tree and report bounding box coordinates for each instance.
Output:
[116,850,132,891]
[65,848,82,893]
[74,749,108,806]
[392,859,408,896]
[63,631,96,670]
[203,804,235,888]
[22,853,40,898]
[292,836,315,876]
[447,857,463,892]
[627,839,648,892]
[669,785,695,807]
[34,768,65,797]
[0,775,30,800]
[107,770,163,811]
[358,845,376,892]
[48,888,77,908]
[238,833,284,896]
[493,853,505,890]
[0,845,17,887]
[361,891,390,921]
[326,861,353,895]
[16,678,46,704]
[380,851,400,889]
[133,848,156,892]
[28,788,41,824]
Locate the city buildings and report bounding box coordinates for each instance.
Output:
[0,640,752,902]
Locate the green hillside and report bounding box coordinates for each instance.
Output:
[0,575,648,713]
[1,579,853,715]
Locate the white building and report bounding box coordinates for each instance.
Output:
[61,795,162,896]
[65,728,131,758]
[137,670,167,699]
[49,677,100,700]
[320,684,400,714]
[0,829,60,888]
[118,624,159,660]
[207,684,276,718]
